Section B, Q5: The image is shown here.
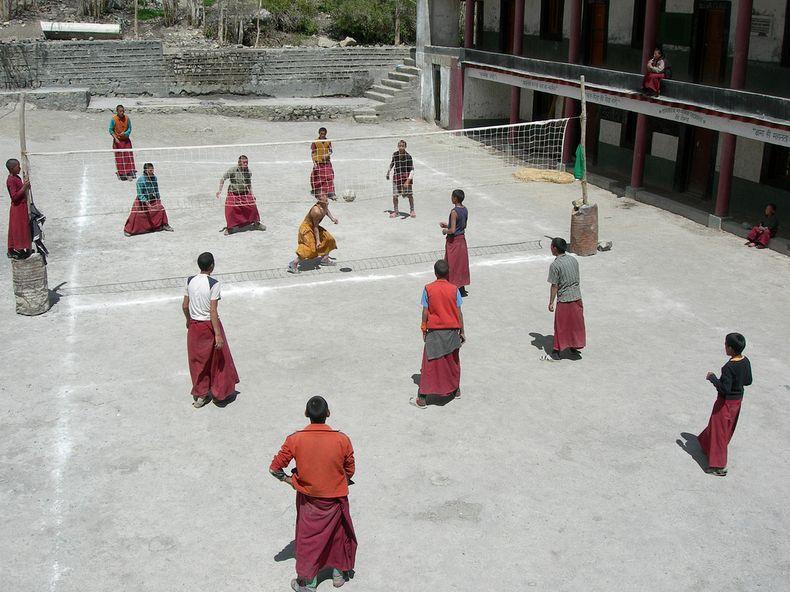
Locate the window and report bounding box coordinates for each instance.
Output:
[474,1,485,48]
[761,144,790,191]
[541,0,565,40]
[782,0,790,66]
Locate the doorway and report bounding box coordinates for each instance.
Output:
[677,126,718,198]
[691,1,730,84]
[499,0,516,53]
[433,65,442,123]
[584,0,608,66]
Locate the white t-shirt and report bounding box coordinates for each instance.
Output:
[186,274,221,321]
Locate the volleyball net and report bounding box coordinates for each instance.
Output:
[27,118,571,219]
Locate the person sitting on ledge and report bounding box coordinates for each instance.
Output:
[745,203,779,249]
[641,47,666,97]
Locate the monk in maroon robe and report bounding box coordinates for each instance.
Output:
[441,189,470,297]
[124,163,173,236]
[6,158,32,260]
[698,333,752,477]
[181,252,240,408]
[270,396,357,591]
[410,259,465,409]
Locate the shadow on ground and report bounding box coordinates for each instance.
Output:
[677,432,708,473]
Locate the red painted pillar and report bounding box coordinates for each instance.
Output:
[464,0,475,48]
[629,0,661,188]
[509,0,525,123]
[562,0,583,164]
[714,0,752,218]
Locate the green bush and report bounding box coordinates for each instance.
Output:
[261,0,319,34]
[136,7,164,20]
[327,0,415,45]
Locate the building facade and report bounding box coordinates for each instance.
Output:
[417,0,790,235]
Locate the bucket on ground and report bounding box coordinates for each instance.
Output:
[12,253,51,316]
[570,203,599,257]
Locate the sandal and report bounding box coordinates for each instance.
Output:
[409,396,427,409]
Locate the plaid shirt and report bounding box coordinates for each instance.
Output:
[547,253,582,302]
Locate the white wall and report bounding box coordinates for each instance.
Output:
[484,0,500,31]
[525,0,541,35]
[749,0,788,62]
[651,132,679,160]
[520,88,535,118]
[733,136,764,182]
[608,2,634,45]
[665,0,693,13]
[463,76,511,120]
[600,120,622,145]
[430,0,461,46]
[440,65,452,128]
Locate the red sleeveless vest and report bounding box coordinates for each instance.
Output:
[425,279,461,329]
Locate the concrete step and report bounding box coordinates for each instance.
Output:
[363,90,391,102]
[389,72,417,83]
[381,78,409,90]
[403,57,416,67]
[395,65,420,75]
[354,114,379,124]
[369,84,397,97]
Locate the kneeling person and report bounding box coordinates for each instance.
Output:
[288,194,339,273]
[182,252,240,408]
[124,163,173,236]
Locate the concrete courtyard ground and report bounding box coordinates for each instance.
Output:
[1,111,789,592]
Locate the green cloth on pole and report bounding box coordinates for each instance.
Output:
[573,144,586,180]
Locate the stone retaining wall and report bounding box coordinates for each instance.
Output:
[0,40,412,98]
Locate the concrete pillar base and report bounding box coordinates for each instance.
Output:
[707,214,730,230]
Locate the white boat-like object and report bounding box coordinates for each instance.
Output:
[40,21,122,40]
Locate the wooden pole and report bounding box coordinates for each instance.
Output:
[579,75,588,205]
[134,0,138,38]
[19,93,33,209]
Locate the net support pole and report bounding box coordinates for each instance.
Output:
[14,93,51,316]
[569,75,599,257]
[579,75,588,205]
[134,0,139,38]
[19,92,32,210]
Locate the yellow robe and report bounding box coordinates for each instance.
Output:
[296,216,337,259]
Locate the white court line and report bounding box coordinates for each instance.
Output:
[48,167,89,591]
[68,253,552,312]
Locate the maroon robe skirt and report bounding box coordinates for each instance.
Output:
[418,347,461,397]
[187,319,239,400]
[113,138,137,179]
[747,226,772,247]
[224,191,260,230]
[7,199,31,251]
[445,234,470,287]
[295,493,357,580]
[642,72,665,94]
[698,396,741,468]
[553,299,586,351]
[310,163,336,198]
[124,198,169,235]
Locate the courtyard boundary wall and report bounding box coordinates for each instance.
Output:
[0,40,412,98]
